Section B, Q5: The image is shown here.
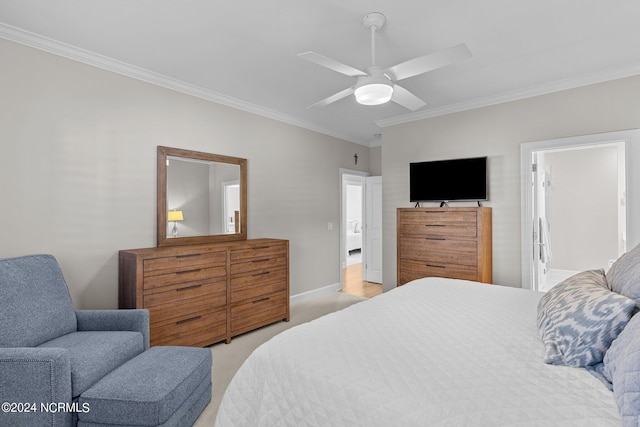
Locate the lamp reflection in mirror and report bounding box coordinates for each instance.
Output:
[168,210,184,237]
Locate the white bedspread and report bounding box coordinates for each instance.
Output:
[215,278,620,426]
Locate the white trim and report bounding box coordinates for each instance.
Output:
[376,64,640,129]
[520,129,640,290]
[0,23,370,147]
[290,282,341,304]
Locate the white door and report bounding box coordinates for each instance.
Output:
[364,176,383,283]
[521,130,634,291]
[532,155,552,291]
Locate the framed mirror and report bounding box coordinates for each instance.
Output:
[157,146,247,247]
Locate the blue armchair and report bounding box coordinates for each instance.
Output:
[0,254,149,427]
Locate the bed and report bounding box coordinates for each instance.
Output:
[346,219,362,253]
[215,246,640,426]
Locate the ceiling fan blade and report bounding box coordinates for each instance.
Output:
[308,87,355,108]
[386,43,471,81]
[298,51,367,77]
[391,84,426,111]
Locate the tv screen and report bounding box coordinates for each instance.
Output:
[410,156,488,202]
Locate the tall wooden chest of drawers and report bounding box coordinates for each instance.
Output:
[397,207,492,285]
[119,238,289,347]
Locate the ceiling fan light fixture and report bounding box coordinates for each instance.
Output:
[354,77,394,106]
[299,12,468,111]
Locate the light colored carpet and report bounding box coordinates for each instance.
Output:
[193,291,366,426]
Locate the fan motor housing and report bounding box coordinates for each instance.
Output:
[362,12,386,30]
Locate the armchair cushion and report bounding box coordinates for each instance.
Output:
[39,331,144,398]
[0,254,77,347]
[76,309,150,350]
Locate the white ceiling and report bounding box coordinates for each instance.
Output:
[2,1,640,146]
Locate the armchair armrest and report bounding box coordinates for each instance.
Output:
[76,309,150,350]
[0,347,73,427]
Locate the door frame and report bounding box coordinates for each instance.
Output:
[520,129,640,290]
[339,169,370,288]
[221,180,240,234]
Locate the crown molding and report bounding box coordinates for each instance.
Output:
[0,23,371,147]
[377,63,640,129]
[9,22,638,146]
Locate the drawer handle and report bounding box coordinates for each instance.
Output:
[426,264,446,269]
[176,315,201,325]
[253,246,271,250]
[252,297,270,304]
[425,224,445,227]
[176,269,202,274]
[252,259,270,264]
[425,237,446,241]
[252,272,270,277]
[176,254,202,258]
[176,284,202,292]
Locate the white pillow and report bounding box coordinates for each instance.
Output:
[607,242,640,309]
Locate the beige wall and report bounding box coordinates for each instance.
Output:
[0,39,371,309]
[382,75,640,290]
[369,146,382,176]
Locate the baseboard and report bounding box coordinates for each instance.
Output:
[290,282,341,304]
[550,269,579,281]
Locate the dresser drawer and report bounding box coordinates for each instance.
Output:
[399,210,477,225]
[143,251,226,275]
[400,237,477,266]
[143,265,227,290]
[398,222,477,238]
[230,243,287,263]
[147,290,227,325]
[399,210,476,236]
[230,269,287,303]
[150,308,227,347]
[230,292,288,334]
[399,259,479,284]
[143,278,226,307]
[230,255,287,276]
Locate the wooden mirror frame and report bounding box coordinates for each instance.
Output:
[157,146,247,247]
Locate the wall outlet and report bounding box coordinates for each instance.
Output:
[327,222,333,231]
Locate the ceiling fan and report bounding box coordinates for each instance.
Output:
[298,12,471,111]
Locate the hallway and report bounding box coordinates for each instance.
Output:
[341,250,382,298]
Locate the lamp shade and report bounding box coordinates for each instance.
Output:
[168,210,184,221]
[354,83,393,105]
[354,71,394,106]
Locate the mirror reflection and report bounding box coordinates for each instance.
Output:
[166,156,241,237]
[157,146,247,247]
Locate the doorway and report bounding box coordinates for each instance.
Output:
[222,180,240,234]
[340,170,382,298]
[520,130,638,291]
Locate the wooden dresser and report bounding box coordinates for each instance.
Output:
[397,207,492,285]
[119,238,289,347]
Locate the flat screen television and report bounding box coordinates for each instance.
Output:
[410,156,488,203]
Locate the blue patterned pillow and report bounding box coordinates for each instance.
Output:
[537,269,635,367]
